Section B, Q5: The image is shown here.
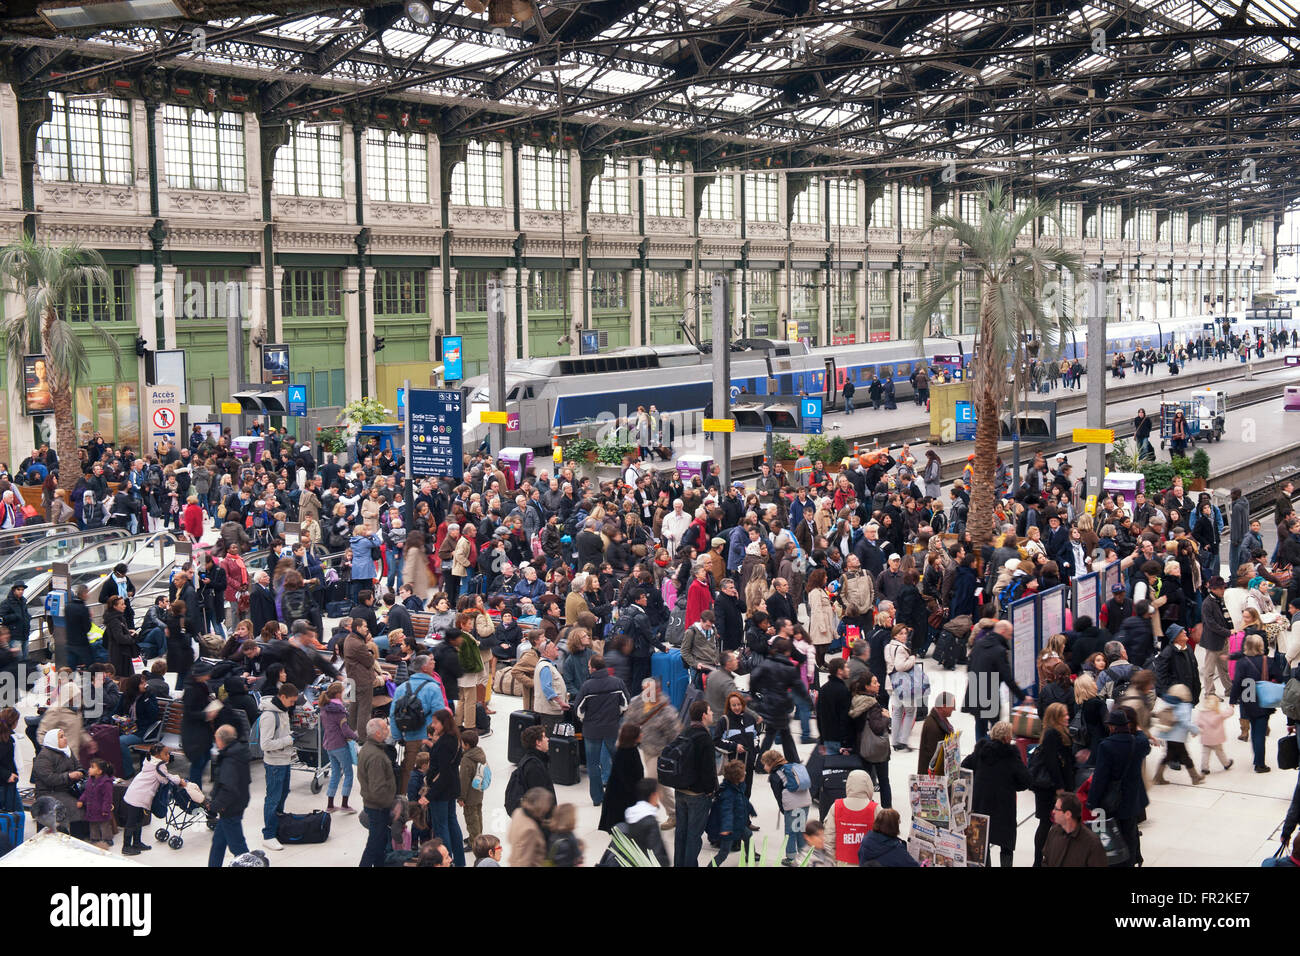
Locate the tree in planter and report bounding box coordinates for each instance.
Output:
[1,238,122,475]
[1191,448,1211,481]
[906,184,1082,548]
[771,436,795,461]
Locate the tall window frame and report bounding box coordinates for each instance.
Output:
[273,123,343,198]
[519,145,570,211]
[451,141,504,207]
[37,92,133,186]
[643,159,685,218]
[365,129,429,204]
[162,104,245,192]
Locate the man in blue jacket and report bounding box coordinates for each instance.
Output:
[390,654,447,781]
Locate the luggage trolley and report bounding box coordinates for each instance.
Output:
[289,675,332,793]
[1158,400,1201,450]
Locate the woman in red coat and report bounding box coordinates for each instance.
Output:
[181,494,206,542]
[684,564,714,629]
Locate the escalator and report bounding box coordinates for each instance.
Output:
[0,526,132,597]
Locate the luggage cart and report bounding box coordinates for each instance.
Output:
[289,675,332,793]
[1158,400,1201,450]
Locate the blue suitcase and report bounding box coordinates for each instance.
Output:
[0,811,24,853]
[651,649,689,711]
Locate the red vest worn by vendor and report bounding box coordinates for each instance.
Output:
[833,799,878,864]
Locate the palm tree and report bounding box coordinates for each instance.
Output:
[1,237,122,475]
[906,183,1082,548]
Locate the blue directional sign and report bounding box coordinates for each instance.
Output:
[286,384,307,417]
[396,387,405,422]
[408,387,463,479]
[802,396,823,434]
[955,400,976,441]
[580,331,601,355]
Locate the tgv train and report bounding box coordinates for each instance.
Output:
[461,312,1267,450]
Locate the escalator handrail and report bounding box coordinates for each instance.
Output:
[0,525,131,579]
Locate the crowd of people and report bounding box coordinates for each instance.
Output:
[3,351,1300,868]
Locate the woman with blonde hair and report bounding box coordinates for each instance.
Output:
[1023,525,1045,559]
[1030,701,1073,867]
[1072,673,1107,765]
[49,487,75,525]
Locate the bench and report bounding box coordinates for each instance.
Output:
[409,612,433,644]
[131,698,184,758]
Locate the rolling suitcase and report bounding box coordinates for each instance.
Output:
[508,710,541,764]
[0,811,24,850]
[651,649,689,711]
[325,600,353,619]
[548,733,581,786]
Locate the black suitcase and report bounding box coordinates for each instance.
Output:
[276,809,331,844]
[476,702,492,737]
[934,631,960,670]
[325,600,353,618]
[549,733,581,786]
[508,710,540,764]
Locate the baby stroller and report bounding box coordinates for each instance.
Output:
[152,780,214,850]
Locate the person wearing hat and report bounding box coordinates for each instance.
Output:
[181,659,218,784]
[1086,706,1150,865]
[1199,576,1232,699]
[0,583,31,664]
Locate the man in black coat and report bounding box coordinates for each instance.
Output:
[764,579,797,628]
[1199,577,1232,699]
[0,583,33,663]
[815,659,854,751]
[98,565,136,626]
[712,579,745,652]
[1064,616,1109,675]
[1153,624,1200,700]
[512,724,555,801]
[181,660,218,783]
[749,638,808,764]
[174,569,205,641]
[248,571,277,637]
[207,723,252,867]
[964,621,1030,742]
[1087,709,1152,867]
[64,585,94,670]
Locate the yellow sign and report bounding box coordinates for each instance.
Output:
[702,418,735,433]
[1085,494,1097,516]
[480,410,508,424]
[1072,428,1115,444]
[552,446,563,463]
[220,402,241,415]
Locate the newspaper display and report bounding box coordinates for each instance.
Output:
[934,828,968,867]
[949,775,971,833]
[965,813,990,866]
[908,774,950,826]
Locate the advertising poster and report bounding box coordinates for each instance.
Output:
[908,774,950,826]
[1011,596,1038,691]
[442,335,463,382]
[1075,573,1099,625]
[23,355,53,415]
[1040,585,1065,641]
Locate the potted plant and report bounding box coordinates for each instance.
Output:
[317,425,348,455]
[1190,448,1210,490]
[596,438,638,465]
[566,437,599,463]
[826,436,851,470]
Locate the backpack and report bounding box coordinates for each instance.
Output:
[503,764,526,816]
[1101,668,1132,711]
[392,682,427,735]
[655,733,697,790]
[471,760,492,792]
[1067,706,1089,748]
[998,579,1024,610]
[780,763,813,811]
[282,589,308,623]
[1281,678,1300,723]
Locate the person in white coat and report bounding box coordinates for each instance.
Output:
[660,499,693,557]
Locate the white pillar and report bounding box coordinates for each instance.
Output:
[855,267,867,343]
[343,266,361,402]
[629,270,643,347]
[363,263,377,397]
[568,267,584,356]
[160,264,179,352]
[506,267,522,360]
[447,267,459,335]
[427,269,442,361]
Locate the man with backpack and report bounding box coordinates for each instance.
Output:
[390,654,447,782]
[659,699,717,867]
[505,725,555,816]
[1096,642,1137,703]
[618,589,658,692]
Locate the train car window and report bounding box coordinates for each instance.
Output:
[862,367,875,381]
[881,364,894,380]
[896,362,911,377]
[507,387,520,400]
[521,386,536,400]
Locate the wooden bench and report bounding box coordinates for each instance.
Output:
[409,612,434,644]
[131,698,184,758]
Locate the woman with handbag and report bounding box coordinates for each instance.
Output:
[805,569,838,671]
[113,674,160,777]
[102,595,139,679]
[884,624,920,753]
[1230,633,1278,772]
[1030,702,1073,868]
[850,673,893,808]
[424,708,466,867]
